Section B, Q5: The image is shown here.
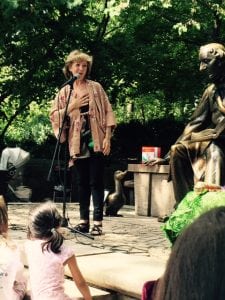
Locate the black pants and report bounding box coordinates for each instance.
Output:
[73,153,104,222]
[170,141,225,206]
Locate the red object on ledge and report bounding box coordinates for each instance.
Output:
[142,146,161,163]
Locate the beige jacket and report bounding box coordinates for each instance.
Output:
[50,80,116,163]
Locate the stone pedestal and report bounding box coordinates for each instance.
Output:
[128,164,175,217]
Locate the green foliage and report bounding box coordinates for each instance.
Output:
[1,0,225,154]
[115,91,197,124]
[2,100,52,145]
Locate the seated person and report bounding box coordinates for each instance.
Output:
[0,195,27,300]
[146,206,225,300]
[147,43,225,206]
[142,279,159,300]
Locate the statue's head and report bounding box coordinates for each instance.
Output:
[199,43,225,84]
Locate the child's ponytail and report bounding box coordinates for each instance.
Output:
[42,228,63,254]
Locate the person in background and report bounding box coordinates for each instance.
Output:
[146,43,225,206]
[151,206,225,300]
[25,201,92,300]
[0,195,27,300]
[50,50,116,236]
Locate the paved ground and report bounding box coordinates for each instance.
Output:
[7,202,172,299]
[8,202,171,260]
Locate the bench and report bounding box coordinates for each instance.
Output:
[127,164,175,217]
[65,252,167,299]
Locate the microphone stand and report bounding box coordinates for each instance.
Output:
[47,78,94,240]
[47,80,74,227]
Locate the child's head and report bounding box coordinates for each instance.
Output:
[0,195,8,235]
[27,201,63,253]
[157,206,225,300]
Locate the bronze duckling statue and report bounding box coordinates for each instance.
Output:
[104,170,127,216]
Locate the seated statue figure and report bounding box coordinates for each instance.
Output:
[147,43,225,206]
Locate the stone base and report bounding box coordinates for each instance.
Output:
[128,164,175,217]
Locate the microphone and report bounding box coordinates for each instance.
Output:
[61,74,80,88]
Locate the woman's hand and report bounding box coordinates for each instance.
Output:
[102,138,111,156]
[103,127,112,155]
[67,93,89,114]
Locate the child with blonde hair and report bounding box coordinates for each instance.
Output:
[0,195,27,300]
[25,201,92,300]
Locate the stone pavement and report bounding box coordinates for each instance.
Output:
[8,202,171,299]
[8,202,171,259]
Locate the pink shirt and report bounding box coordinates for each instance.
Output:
[0,237,26,300]
[25,240,74,300]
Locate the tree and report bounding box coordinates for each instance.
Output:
[1,0,225,151]
[0,0,129,148]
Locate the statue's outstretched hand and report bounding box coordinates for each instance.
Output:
[145,158,167,166]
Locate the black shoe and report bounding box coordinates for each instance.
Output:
[90,224,102,236]
[74,222,90,233]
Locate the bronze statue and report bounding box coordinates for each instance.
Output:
[147,43,225,206]
[104,170,127,216]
